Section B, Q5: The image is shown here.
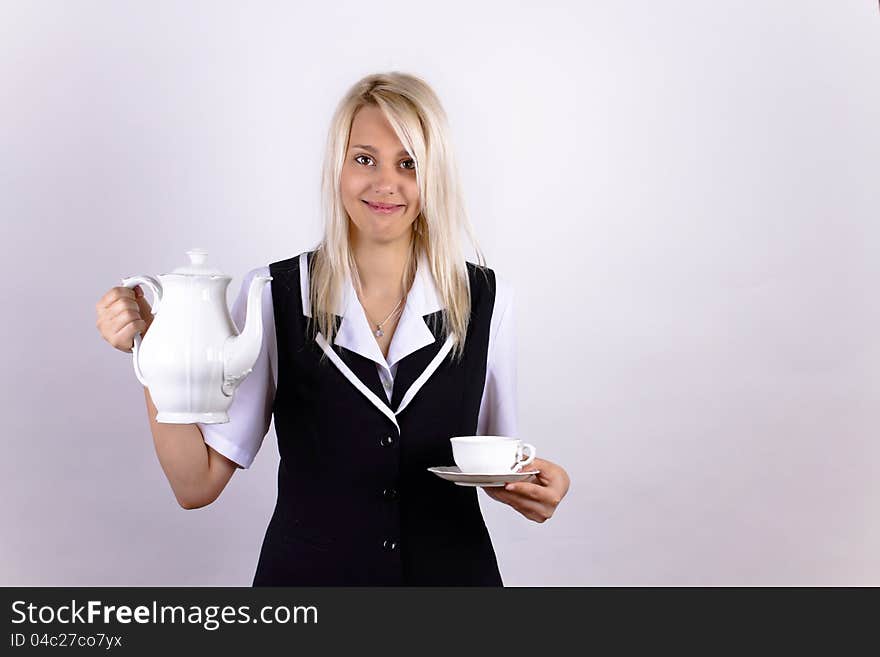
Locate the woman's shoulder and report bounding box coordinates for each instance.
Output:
[464,261,515,315]
[267,249,313,273]
[243,264,272,279]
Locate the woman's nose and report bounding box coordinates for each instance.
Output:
[372,178,395,194]
[373,163,405,189]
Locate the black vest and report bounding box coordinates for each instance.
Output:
[252,250,503,586]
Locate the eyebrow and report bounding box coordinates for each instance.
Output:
[349,144,411,157]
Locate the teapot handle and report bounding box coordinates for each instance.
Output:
[120,275,163,387]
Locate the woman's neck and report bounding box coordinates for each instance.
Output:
[350,233,413,300]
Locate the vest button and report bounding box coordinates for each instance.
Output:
[382,487,399,501]
[379,435,395,447]
[383,539,398,551]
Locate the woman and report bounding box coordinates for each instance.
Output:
[95,72,570,586]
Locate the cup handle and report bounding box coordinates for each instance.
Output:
[513,443,536,471]
[120,275,163,387]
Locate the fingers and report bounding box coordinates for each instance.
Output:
[481,486,505,501]
[95,286,150,352]
[498,488,552,522]
[96,285,136,311]
[482,482,558,523]
[111,318,148,352]
[524,458,564,490]
[506,483,561,510]
[491,488,553,522]
[106,298,140,322]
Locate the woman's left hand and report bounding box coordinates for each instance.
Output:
[482,457,570,523]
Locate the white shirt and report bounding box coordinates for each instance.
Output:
[198,253,518,469]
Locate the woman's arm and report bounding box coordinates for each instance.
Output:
[144,387,237,509]
[476,276,571,521]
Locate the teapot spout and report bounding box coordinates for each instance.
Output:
[222,274,272,396]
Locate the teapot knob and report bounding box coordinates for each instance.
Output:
[186,248,208,266]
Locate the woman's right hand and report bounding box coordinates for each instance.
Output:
[95,285,154,353]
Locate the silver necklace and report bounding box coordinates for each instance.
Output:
[352,262,408,338]
[370,297,405,337]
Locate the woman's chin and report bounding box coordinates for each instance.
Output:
[352,218,415,243]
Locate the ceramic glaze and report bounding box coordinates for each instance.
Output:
[121,248,271,424]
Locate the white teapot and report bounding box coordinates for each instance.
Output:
[121,248,272,424]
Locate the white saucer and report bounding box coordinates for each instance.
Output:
[427,465,540,487]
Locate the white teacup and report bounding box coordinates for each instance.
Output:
[450,436,536,474]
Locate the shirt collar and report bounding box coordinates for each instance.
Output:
[301,250,443,371]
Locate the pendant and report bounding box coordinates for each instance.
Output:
[375,326,384,337]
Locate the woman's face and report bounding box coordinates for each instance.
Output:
[341,104,420,246]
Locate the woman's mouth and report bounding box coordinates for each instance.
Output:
[363,200,404,215]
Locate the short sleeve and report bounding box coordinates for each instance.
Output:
[476,274,518,437]
[197,266,276,469]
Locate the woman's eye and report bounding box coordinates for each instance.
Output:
[354,154,416,170]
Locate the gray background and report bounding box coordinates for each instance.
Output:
[1,0,877,586]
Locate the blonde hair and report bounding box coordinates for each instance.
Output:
[309,71,486,362]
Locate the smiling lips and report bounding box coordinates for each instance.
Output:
[363,200,404,215]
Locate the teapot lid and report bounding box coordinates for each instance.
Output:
[171,248,226,276]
